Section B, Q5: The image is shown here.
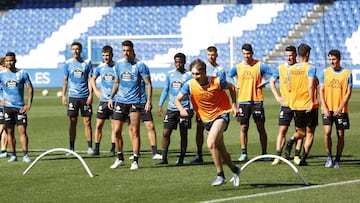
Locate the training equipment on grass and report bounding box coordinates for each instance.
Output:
[23,148,94,177]
[240,154,310,186]
[41,89,49,96]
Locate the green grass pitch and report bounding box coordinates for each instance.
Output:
[1,88,359,203]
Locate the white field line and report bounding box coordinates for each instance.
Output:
[198,179,360,203]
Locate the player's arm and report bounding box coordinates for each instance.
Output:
[158,75,170,117]
[225,81,239,117]
[319,84,329,116]
[61,76,68,106]
[108,76,119,110]
[21,83,33,113]
[335,74,353,116]
[307,76,314,112]
[269,78,282,103]
[175,81,191,117]
[143,76,153,112]
[86,72,93,105]
[90,75,101,99]
[174,92,188,117]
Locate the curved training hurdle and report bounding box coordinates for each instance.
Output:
[23,148,94,177]
[240,154,310,186]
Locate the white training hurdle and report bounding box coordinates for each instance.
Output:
[239,154,310,186]
[23,148,94,177]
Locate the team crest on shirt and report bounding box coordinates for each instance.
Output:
[103,73,115,81]
[171,80,182,89]
[121,71,133,80]
[6,80,17,88]
[72,69,83,78]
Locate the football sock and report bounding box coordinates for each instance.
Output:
[151,145,157,156]
[70,141,75,150]
[117,152,124,160]
[95,143,100,151]
[242,148,247,154]
[327,152,332,157]
[87,141,92,148]
[217,171,225,178]
[133,154,139,163]
[161,150,168,161]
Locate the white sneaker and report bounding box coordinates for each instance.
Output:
[152,153,162,160]
[211,176,226,186]
[109,159,125,169]
[130,161,139,170]
[23,154,31,163]
[229,167,240,187]
[0,152,8,158]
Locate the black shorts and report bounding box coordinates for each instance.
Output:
[278,106,293,126]
[67,97,92,117]
[237,103,266,125]
[96,101,112,119]
[4,107,27,127]
[322,112,350,130]
[140,108,153,122]
[0,106,4,125]
[163,109,193,130]
[203,113,230,132]
[293,108,318,128]
[112,102,141,122]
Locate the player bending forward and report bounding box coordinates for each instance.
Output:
[174,59,240,187]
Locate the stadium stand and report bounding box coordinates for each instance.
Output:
[0,0,359,74]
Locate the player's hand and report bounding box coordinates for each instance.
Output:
[108,99,113,110]
[20,105,31,113]
[232,103,239,117]
[61,95,67,106]
[179,108,189,117]
[158,106,163,117]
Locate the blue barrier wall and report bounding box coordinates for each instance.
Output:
[27,68,172,89]
[27,67,360,89]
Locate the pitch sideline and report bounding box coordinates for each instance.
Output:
[198,179,360,203]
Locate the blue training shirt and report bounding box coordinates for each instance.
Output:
[91,62,119,102]
[114,58,150,104]
[63,58,93,98]
[159,69,192,111]
[0,68,32,108]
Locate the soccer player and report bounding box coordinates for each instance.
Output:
[0,52,33,163]
[319,49,352,168]
[108,40,152,170]
[156,53,192,165]
[128,80,162,161]
[133,80,162,160]
[0,57,8,158]
[90,45,118,156]
[270,46,303,165]
[284,43,317,166]
[228,43,272,162]
[62,42,94,155]
[175,59,240,187]
[190,46,226,164]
